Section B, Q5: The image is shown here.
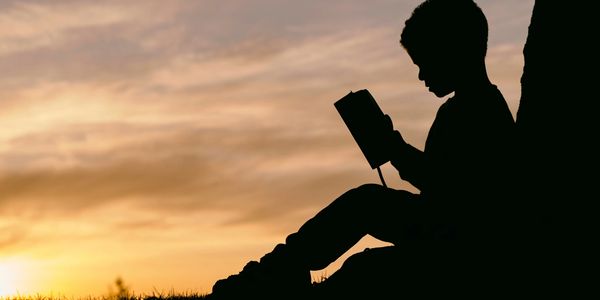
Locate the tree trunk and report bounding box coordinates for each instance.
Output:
[516,1,596,296]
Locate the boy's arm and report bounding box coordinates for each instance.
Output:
[389,131,427,191]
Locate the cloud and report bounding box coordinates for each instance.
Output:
[0,0,533,229]
[0,1,134,55]
[478,0,535,45]
[0,27,430,231]
[0,221,27,250]
[0,121,366,218]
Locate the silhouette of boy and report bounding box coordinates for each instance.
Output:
[210,0,514,298]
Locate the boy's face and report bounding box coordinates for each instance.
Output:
[407,49,455,98]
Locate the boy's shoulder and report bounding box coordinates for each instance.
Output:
[438,85,512,123]
[443,85,504,110]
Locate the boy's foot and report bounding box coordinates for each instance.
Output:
[209,244,311,299]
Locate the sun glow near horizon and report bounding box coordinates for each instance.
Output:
[0,257,29,297]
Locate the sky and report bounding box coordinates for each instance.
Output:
[0,0,535,297]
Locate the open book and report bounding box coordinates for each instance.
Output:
[334,89,390,169]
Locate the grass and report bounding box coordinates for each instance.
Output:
[0,273,331,300]
[0,291,210,300]
[0,295,210,300]
[0,278,210,300]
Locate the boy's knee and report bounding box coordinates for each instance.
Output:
[340,246,401,278]
[350,183,387,197]
[342,184,386,208]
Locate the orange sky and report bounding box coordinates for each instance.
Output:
[0,0,534,297]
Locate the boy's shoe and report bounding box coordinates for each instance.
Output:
[209,244,311,300]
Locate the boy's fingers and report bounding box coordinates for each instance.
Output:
[393,130,406,145]
[383,114,393,130]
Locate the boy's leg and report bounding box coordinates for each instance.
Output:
[211,183,427,299]
[311,246,403,299]
[283,183,425,270]
[311,244,464,299]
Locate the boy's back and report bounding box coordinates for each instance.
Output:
[425,84,514,199]
[394,84,516,240]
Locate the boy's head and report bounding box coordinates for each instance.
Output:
[400,0,489,97]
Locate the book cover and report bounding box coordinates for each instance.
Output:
[334,89,390,169]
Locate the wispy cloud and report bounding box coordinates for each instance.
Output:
[0,0,532,235]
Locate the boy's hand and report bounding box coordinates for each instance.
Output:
[383,114,393,131]
[383,114,407,146]
[383,114,408,169]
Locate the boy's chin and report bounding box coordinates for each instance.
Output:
[430,88,453,98]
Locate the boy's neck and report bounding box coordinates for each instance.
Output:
[454,62,493,97]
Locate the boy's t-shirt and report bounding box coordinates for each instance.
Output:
[398,84,515,232]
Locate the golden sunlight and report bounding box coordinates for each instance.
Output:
[0,258,27,297]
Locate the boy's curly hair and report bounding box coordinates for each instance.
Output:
[401,0,488,60]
